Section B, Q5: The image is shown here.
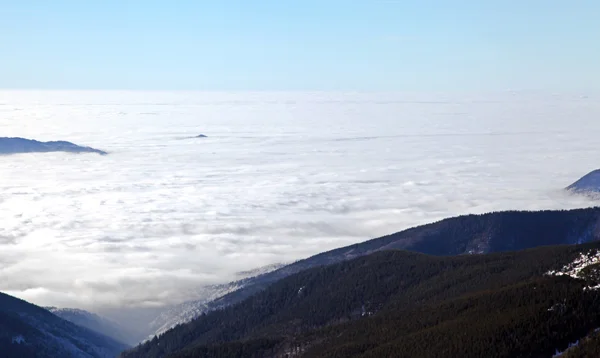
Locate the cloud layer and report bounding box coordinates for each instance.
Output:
[0,91,599,311]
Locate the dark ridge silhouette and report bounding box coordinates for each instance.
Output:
[567,169,600,194]
[0,137,107,155]
[195,134,207,138]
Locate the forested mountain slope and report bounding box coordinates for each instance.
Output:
[154,207,600,335]
[122,241,600,358]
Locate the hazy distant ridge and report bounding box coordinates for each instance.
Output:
[0,137,106,155]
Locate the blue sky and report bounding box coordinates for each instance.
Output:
[1,0,598,91]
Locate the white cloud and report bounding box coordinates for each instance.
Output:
[0,90,599,312]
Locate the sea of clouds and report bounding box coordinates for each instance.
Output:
[0,90,599,311]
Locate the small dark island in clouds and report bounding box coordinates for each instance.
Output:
[0,137,107,155]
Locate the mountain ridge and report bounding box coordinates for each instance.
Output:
[45,307,138,346]
[122,241,600,358]
[0,137,107,155]
[125,207,600,347]
[141,207,600,341]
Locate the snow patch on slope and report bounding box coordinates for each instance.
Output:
[546,251,600,279]
[546,250,600,290]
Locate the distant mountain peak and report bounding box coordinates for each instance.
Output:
[567,169,600,195]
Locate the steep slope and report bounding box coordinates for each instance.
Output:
[0,137,107,155]
[567,169,600,194]
[0,292,128,358]
[122,242,600,358]
[145,207,600,339]
[146,263,285,339]
[146,283,244,341]
[46,307,138,346]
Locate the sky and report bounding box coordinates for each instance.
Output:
[1,0,599,91]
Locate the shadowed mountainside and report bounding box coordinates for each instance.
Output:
[46,307,139,346]
[0,292,128,358]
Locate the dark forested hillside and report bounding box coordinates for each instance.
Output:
[122,241,600,358]
[0,292,128,358]
[178,207,600,325]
